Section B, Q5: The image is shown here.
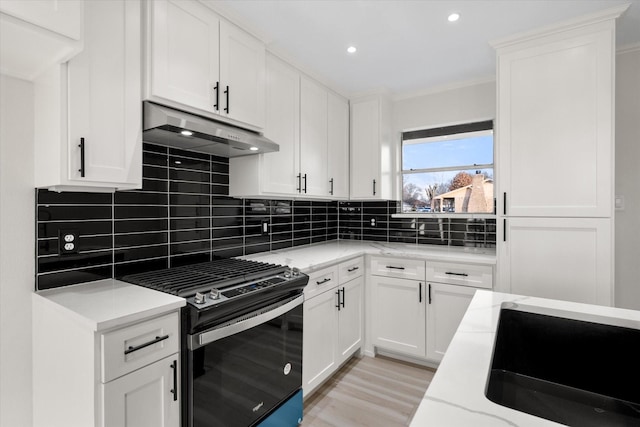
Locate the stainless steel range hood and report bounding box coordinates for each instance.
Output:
[142,102,279,157]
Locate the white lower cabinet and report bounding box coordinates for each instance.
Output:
[303,258,363,397]
[33,299,181,427]
[371,275,426,357]
[425,283,476,362]
[370,256,493,363]
[103,354,180,427]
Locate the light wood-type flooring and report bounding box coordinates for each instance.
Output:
[302,355,436,427]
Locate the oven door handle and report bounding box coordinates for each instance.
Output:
[188,295,304,350]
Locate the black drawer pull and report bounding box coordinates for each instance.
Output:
[316,277,331,285]
[385,265,405,270]
[347,266,359,272]
[124,334,169,355]
[445,272,469,277]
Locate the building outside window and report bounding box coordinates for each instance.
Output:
[401,121,494,214]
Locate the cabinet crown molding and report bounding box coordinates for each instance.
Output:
[490,3,630,50]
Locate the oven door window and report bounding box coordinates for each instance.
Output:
[190,304,303,427]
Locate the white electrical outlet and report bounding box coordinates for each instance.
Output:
[59,230,79,254]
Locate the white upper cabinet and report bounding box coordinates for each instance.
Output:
[146,0,265,129]
[0,0,83,80]
[229,54,349,200]
[495,15,617,218]
[147,0,220,114]
[34,0,142,192]
[327,92,350,199]
[219,20,266,128]
[350,95,393,200]
[300,76,329,197]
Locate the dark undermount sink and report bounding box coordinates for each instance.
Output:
[485,303,640,426]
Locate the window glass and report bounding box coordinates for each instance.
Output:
[401,123,494,214]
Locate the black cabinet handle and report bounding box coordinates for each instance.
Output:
[124,334,169,355]
[316,277,331,285]
[428,284,432,304]
[503,192,507,215]
[224,85,229,113]
[340,287,345,309]
[303,173,307,194]
[78,137,85,177]
[385,265,405,270]
[503,218,507,242]
[296,173,301,193]
[373,179,376,196]
[347,266,359,272]
[445,272,469,277]
[170,360,177,401]
[329,178,334,195]
[419,283,422,303]
[335,289,341,310]
[213,82,219,110]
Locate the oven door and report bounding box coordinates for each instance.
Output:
[186,295,303,427]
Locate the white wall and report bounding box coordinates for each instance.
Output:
[0,74,34,427]
[615,47,640,310]
[392,80,496,135]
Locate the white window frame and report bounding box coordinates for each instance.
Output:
[396,120,495,218]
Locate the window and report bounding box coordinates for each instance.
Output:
[401,121,494,214]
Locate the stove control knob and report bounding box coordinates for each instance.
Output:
[283,269,291,278]
[291,267,300,277]
[209,289,220,300]
[194,292,206,305]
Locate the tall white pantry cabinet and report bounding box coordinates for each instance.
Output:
[494,6,628,306]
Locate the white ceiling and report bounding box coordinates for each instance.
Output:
[207,0,640,98]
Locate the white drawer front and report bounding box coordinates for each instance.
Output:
[101,311,180,383]
[426,262,493,289]
[338,257,364,283]
[304,265,338,299]
[370,256,426,281]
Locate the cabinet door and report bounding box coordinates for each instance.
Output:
[219,20,265,128]
[302,288,339,397]
[103,354,180,427]
[426,283,476,362]
[327,92,349,199]
[499,217,613,305]
[371,276,426,357]
[67,0,141,186]
[300,76,329,197]
[261,54,300,195]
[337,276,363,364]
[148,0,219,114]
[350,98,380,199]
[498,26,613,217]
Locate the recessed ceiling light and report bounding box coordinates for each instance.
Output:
[180,130,193,136]
[448,13,460,22]
[249,146,259,151]
[347,46,357,54]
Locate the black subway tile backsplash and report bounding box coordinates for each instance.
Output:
[35,143,496,291]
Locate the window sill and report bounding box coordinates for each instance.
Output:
[392,213,497,220]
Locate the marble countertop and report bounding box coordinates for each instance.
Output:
[410,290,640,426]
[33,279,186,332]
[241,240,496,273]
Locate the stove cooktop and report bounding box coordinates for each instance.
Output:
[122,259,299,309]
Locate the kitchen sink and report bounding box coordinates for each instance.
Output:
[485,303,640,426]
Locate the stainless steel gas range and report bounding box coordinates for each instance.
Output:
[122,258,309,427]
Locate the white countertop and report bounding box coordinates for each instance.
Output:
[410,290,640,426]
[241,240,496,273]
[33,279,186,332]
